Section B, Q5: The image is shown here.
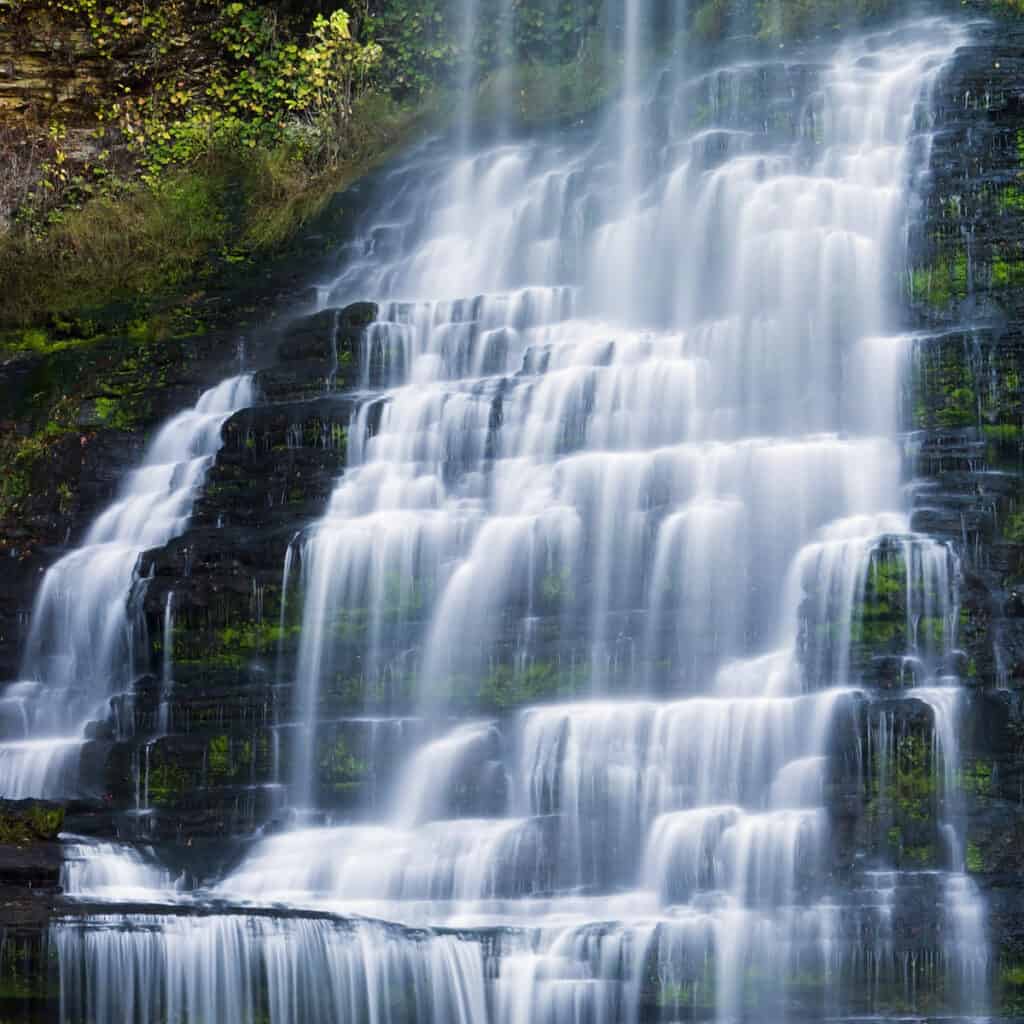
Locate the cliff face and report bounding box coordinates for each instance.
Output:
[0,5,112,233]
[0,12,102,119]
[2,6,1024,1019]
[906,13,1024,1009]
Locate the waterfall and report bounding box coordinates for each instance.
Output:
[0,375,254,798]
[22,8,994,1023]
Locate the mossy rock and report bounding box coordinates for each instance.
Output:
[0,800,65,844]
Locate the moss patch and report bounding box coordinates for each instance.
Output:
[909,250,969,312]
[478,660,587,709]
[0,802,64,844]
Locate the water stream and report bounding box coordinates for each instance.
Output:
[0,375,253,798]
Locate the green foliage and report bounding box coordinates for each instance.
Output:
[0,803,65,844]
[369,0,600,98]
[0,0,612,329]
[132,5,380,179]
[368,0,460,96]
[1,163,230,325]
[10,1,381,193]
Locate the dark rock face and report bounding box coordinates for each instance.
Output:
[902,13,1024,1012]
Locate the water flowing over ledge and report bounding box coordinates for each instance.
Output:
[0,375,254,799]
[0,11,998,1024]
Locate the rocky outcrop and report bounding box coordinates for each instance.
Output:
[0,8,109,126]
[903,12,1024,1011]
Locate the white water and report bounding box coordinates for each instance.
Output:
[60,834,182,902]
[0,375,253,798]
[192,15,986,1024]
[24,10,992,1024]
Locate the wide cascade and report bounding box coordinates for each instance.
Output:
[13,8,993,1024]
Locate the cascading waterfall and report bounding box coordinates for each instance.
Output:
[24,8,992,1024]
[0,375,253,798]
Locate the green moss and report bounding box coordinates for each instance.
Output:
[1004,509,1024,543]
[936,385,977,428]
[0,804,64,844]
[207,734,230,779]
[848,551,911,649]
[0,406,81,519]
[318,737,368,792]
[993,0,1024,17]
[1002,963,1024,987]
[965,840,984,873]
[93,395,138,430]
[204,734,255,782]
[328,573,430,628]
[869,732,938,833]
[868,555,905,598]
[909,250,969,312]
[984,424,1021,443]
[849,616,900,645]
[991,257,1024,289]
[478,660,586,709]
[998,186,1024,213]
[960,760,992,797]
[903,843,936,866]
[176,619,299,669]
[147,759,190,807]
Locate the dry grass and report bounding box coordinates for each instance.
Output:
[0,165,230,327]
[0,91,433,329]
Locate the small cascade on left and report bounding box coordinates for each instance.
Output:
[0,374,254,799]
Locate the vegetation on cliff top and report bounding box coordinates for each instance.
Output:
[0,0,1021,333]
[0,0,617,328]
